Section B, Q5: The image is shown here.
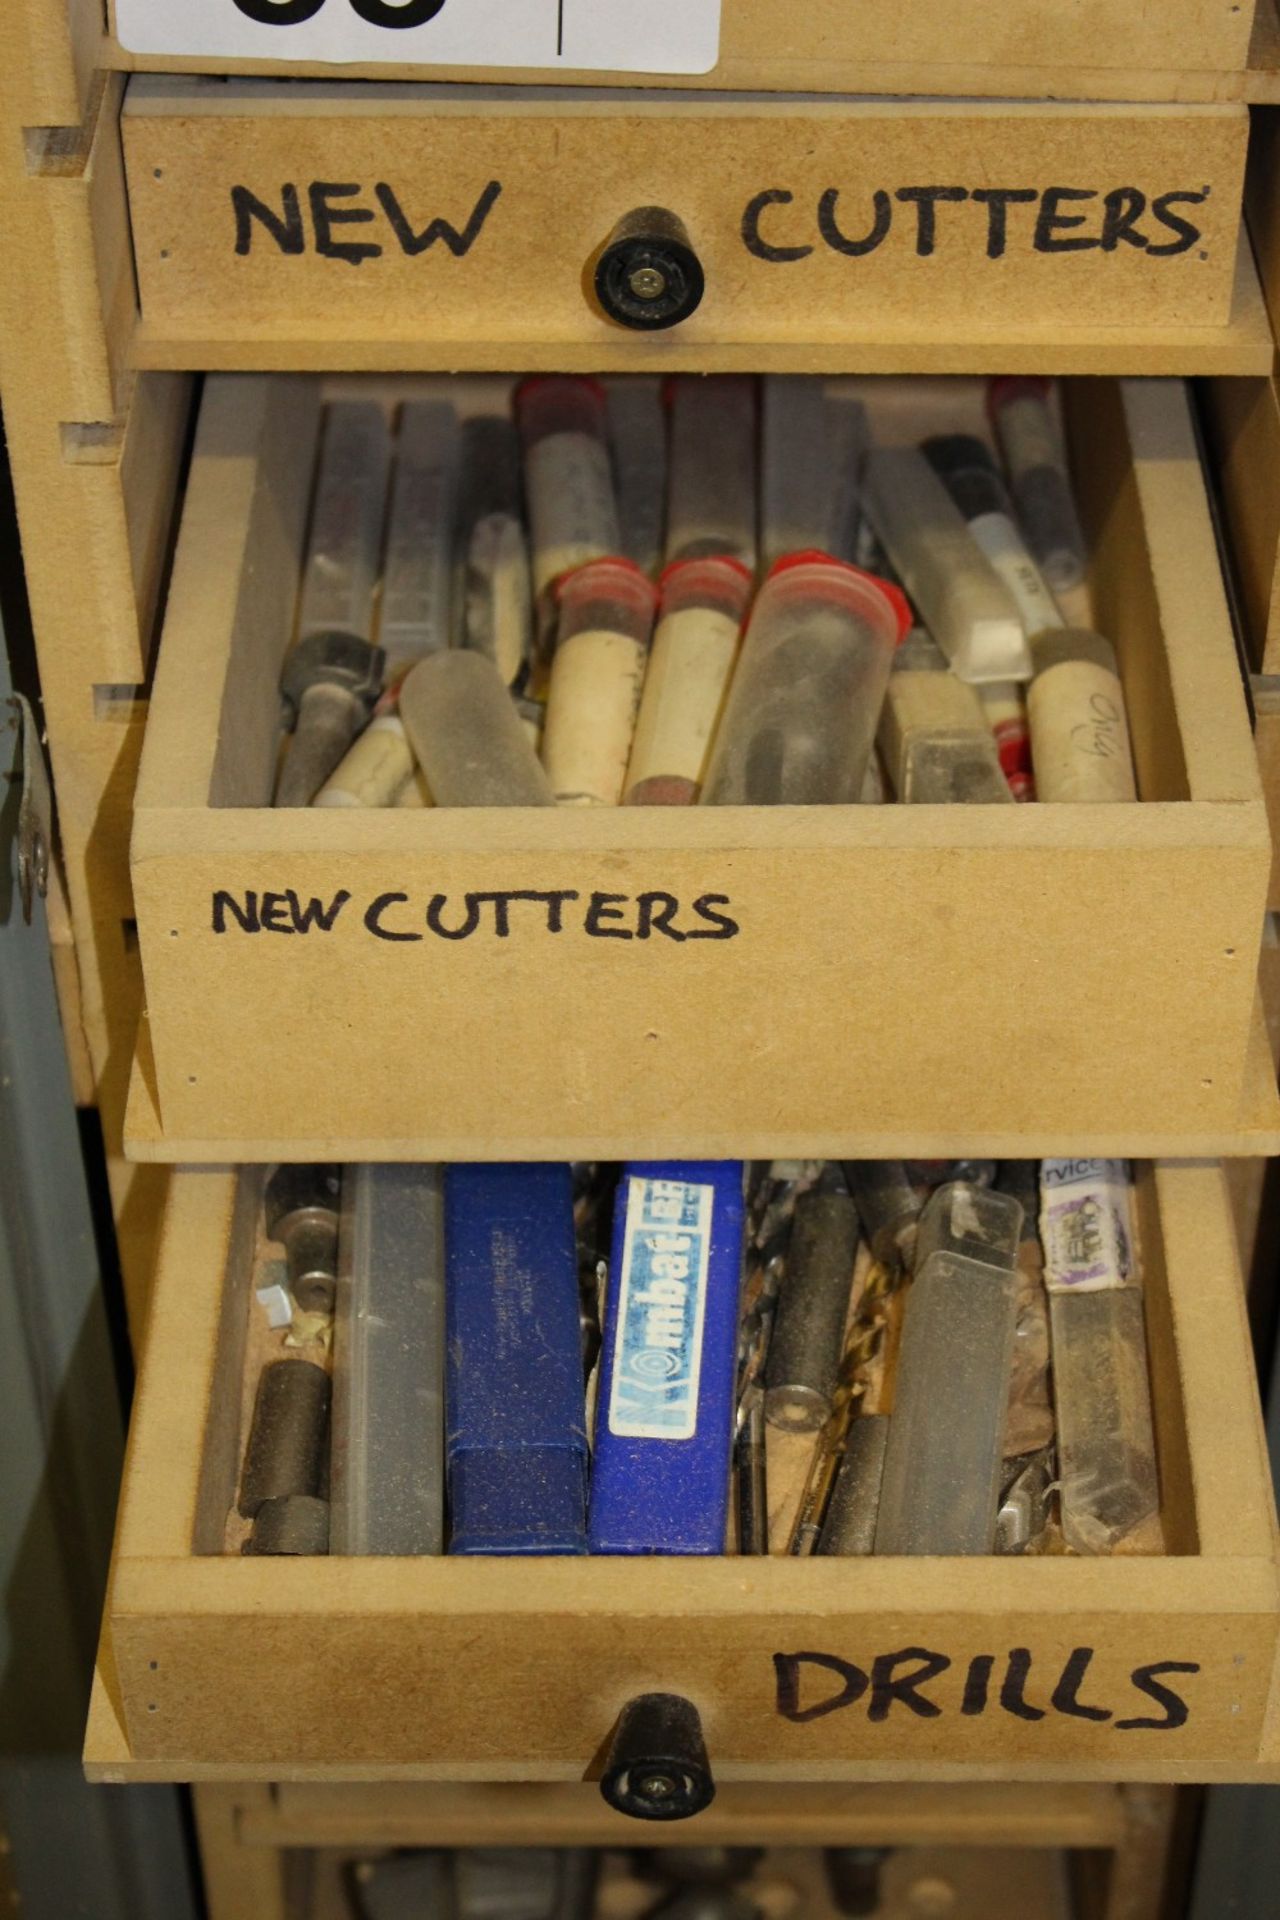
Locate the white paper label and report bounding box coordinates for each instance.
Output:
[608,1176,714,1441]
[114,0,722,75]
[1039,1159,1136,1295]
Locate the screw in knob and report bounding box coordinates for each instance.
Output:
[599,1692,715,1821]
[593,208,705,333]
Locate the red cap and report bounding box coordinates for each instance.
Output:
[515,373,608,408]
[554,553,661,616]
[987,374,1051,424]
[764,550,912,644]
[657,554,754,593]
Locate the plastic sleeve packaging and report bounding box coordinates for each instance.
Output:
[1040,1159,1161,1555]
[298,401,392,645]
[400,651,553,806]
[589,1162,746,1554]
[861,447,1031,684]
[1027,630,1137,802]
[701,554,907,806]
[880,642,1012,805]
[542,557,658,806]
[518,377,621,597]
[331,1164,445,1555]
[445,1164,588,1555]
[379,399,459,666]
[462,512,533,692]
[607,377,667,579]
[989,376,1088,594]
[924,432,1064,640]
[624,557,752,805]
[665,376,758,570]
[452,414,523,640]
[874,1183,1022,1555]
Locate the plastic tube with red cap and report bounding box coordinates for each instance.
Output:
[700,552,910,806]
[515,376,621,600]
[624,556,753,805]
[542,557,660,806]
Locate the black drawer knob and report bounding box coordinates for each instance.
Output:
[594,209,705,332]
[599,1692,715,1820]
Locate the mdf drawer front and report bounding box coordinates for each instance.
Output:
[86,1162,1280,1784]
[104,0,1263,95]
[125,371,1279,1166]
[119,83,1253,369]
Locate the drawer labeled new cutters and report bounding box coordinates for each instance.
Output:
[119,82,1256,370]
[124,372,1280,1164]
[85,1160,1280,1783]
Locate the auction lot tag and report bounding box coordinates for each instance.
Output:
[113,0,723,74]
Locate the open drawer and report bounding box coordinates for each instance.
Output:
[125,371,1280,1164]
[86,1159,1280,1784]
[117,80,1270,374]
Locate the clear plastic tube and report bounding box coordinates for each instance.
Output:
[988,376,1088,593]
[624,556,753,805]
[1028,629,1137,801]
[701,553,908,806]
[516,377,621,597]
[378,399,459,668]
[330,1164,445,1556]
[542,557,659,806]
[861,446,1031,684]
[452,414,523,644]
[607,377,667,579]
[880,629,1012,804]
[463,511,533,691]
[664,376,758,570]
[297,401,391,645]
[874,1182,1023,1555]
[1040,1159,1160,1554]
[399,650,553,806]
[923,433,1064,640]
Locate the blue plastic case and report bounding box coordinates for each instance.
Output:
[588,1162,745,1554]
[445,1163,588,1555]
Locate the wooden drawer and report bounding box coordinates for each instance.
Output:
[125,371,1280,1165]
[117,82,1268,373]
[100,0,1278,100]
[85,1160,1280,1783]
